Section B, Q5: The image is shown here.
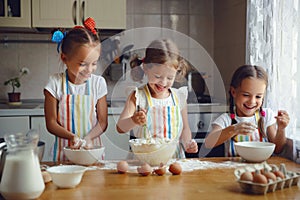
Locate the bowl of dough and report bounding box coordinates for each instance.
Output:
[234,141,275,162]
[129,138,177,166]
[63,146,105,166]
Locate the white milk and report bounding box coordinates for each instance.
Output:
[0,149,45,200]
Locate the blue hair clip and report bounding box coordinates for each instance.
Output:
[51,30,65,53]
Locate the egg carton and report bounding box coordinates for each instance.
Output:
[234,162,300,194]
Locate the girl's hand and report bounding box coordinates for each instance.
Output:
[184,139,198,153]
[233,122,257,136]
[83,137,94,149]
[131,108,147,126]
[275,110,290,130]
[70,135,83,149]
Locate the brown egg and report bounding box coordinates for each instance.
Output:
[262,169,277,181]
[169,162,182,175]
[273,170,285,179]
[137,163,152,176]
[240,171,253,182]
[252,170,268,184]
[153,164,166,176]
[117,160,129,174]
[271,166,285,179]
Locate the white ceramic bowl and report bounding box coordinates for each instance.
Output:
[234,141,275,162]
[46,165,86,188]
[129,138,177,166]
[63,146,105,166]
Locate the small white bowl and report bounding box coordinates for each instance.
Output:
[64,146,105,166]
[46,165,86,188]
[234,141,275,162]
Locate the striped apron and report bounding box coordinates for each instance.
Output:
[228,111,268,157]
[140,85,185,158]
[52,71,101,161]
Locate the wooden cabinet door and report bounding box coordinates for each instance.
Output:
[32,0,126,29]
[32,0,77,28]
[0,0,31,27]
[84,0,126,29]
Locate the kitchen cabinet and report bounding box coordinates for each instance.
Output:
[101,114,130,160]
[31,116,55,161]
[0,116,30,137]
[0,0,31,27]
[32,0,126,29]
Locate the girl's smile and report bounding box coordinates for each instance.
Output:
[62,45,100,84]
[231,77,266,117]
[144,64,177,98]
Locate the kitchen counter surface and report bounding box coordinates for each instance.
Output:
[0,102,228,116]
[29,157,300,199]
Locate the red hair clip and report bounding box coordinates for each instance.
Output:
[84,17,97,35]
[260,110,266,117]
[230,113,235,119]
[74,17,97,35]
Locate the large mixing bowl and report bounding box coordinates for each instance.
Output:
[234,141,275,162]
[129,138,177,166]
[64,146,105,166]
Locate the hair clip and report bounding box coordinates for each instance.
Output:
[260,110,266,117]
[230,113,235,119]
[74,17,97,35]
[51,30,65,53]
[84,17,97,35]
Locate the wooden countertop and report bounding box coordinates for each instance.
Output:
[37,156,300,200]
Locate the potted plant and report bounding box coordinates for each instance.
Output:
[4,67,30,103]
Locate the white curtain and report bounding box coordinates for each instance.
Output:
[246,0,300,137]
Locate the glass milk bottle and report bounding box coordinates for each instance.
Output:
[0,132,45,200]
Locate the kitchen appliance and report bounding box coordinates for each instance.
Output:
[186,112,224,158]
[187,71,211,104]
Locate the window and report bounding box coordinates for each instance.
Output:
[246,0,299,137]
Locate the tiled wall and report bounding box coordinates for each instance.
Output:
[0,0,245,101]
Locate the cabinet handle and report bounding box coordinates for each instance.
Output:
[72,1,77,25]
[80,1,85,25]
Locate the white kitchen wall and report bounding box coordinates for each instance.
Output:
[0,0,244,101]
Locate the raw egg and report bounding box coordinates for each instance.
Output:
[117,160,129,174]
[137,163,152,176]
[273,170,285,179]
[252,170,268,184]
[240,171,253,182]
[262,169,276,181]
[153,164,166,176]
[169,162,182,175]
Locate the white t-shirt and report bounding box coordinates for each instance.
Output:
[44,72,107,105]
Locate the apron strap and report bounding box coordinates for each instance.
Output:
[255,110,265,141]
[143,85,153,107]
[64,70,90,95]
[169,88,179,106]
